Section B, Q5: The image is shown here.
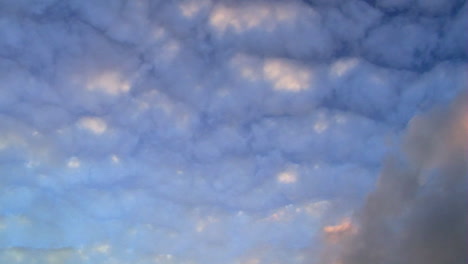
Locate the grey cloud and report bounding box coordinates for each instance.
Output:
[322,93,467,264]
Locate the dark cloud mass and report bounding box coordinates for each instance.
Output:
[320,93,467,264]
[0,0,466,263]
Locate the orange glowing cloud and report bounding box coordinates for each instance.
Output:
[323,218,355,243]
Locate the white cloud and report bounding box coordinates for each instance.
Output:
[330,58,360,77]
[78,117,107,135]
[67,157,80,168]
[86,71,131,95]
[277,170,298,184]
[264,59,313,92]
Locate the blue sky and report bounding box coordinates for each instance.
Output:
[0,0,466,263]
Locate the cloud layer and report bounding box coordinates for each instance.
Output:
[0,0,466,263]
[320,93,467,264]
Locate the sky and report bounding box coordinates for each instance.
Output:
[0,0,466,263]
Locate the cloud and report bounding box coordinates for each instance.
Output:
[0,0,466,263]
[323,218,355,243]
[85,71,131,95]
[321,92,468,264]
[277,169,298,184]
[78,117,107,135]
[263,58,314,92]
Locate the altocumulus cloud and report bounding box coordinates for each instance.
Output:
[0,0,466,263]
